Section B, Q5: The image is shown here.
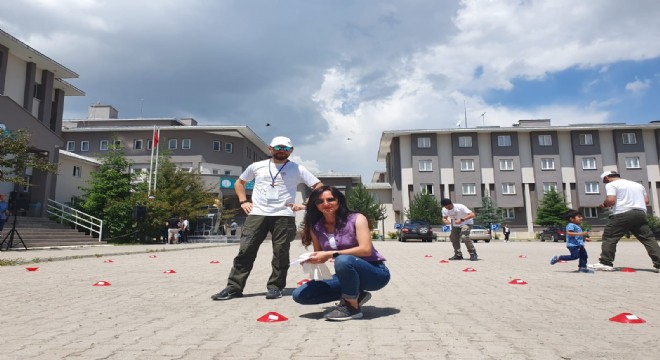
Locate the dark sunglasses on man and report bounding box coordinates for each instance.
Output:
[272,145,292,152]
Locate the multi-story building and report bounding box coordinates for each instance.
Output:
[0,28,83,215]
[61,104,270,210]
[378,119,660,232]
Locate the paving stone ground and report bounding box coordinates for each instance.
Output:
[1,240,658,359]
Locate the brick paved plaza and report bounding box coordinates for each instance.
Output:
[1,240,658,359]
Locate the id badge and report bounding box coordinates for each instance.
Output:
[266,185,279,200]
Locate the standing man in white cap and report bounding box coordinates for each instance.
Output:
[212,136,323,300]
[589,171,660,273]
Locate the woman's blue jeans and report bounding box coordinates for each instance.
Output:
[559,245,588,268]
[292,255,390,305]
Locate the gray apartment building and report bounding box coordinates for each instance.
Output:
[0,28,83,215]
[378,119,660,232]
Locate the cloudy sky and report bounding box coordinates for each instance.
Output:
[2,0,660,181]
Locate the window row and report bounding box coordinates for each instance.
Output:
[435,156,642,172]
[66,140,233,153]
[416,133,638,149]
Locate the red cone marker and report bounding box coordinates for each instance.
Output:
[297,279,310,286]
[149,255,157,258]
[26,267,39,271]
[424,255,433,258]
[620,267,636,272]
[257,312,288,323]
[518,255,527,258]
[93,281,111,286]
[439,260,449,263]
[463,268,477,272]
[104,259,114,263]
[210,260,220,264]
[508,279,527,285]
[163,269,177,274]
[609,312,645,324]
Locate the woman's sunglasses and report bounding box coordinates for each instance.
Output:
[313,197,337,205]
[272,145,292,152]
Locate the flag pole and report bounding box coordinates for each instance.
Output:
[148,125,156,197]
[154,127,161,192]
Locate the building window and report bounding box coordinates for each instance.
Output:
[497,135,511,147]
[582,157,596,170]
[543,182,558,194]
[66,141,75,151]
[418,160,432,172]
[622,132,637,144]
[224,170,231,175]
[421,184,434,195]
[181,139,191,150]
[134,139,143,150]
[73,165,82,177]
[541,158,555,170]
[225,142,233,153]
[625,157,640,169]
[499,159,514,171]
[168,139,177,149]
[147,139,153,150]
[502,183,516,195]
[113,140,122,148]
[538,135,552,146]
[80,141,89,152]
[213,141,222,151]
[502,208,515,219]
[417,137,431,148]
[212,169,220,175]
[100,140,109,151]
[579,133,593,145]
[458,136,473,148]
[583,207,598,218]
[585,182,599,194]
[462,183,476,195]
[460,159,474,171]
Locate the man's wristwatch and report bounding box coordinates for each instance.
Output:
[240,200,251,205]
[332,252,339,258]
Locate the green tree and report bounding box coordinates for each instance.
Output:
[0,129,57,186]
[144,153,216,234]
[405,192,443,224]
[475,196,504,228]
[78,147,138,240]
[346,184,386,229]
[534,189,569,227]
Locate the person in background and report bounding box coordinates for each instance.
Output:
[166,215,180,244]
[0,195,9,237]
[503,224,511,242]
[589,171,660,273]
[440,198,478,261]
[230,220,238,236]
[179,217,189,243]
[292,186,390,321]
[550,210,593,273]
[211,136,323,301]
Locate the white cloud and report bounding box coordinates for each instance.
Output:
[625,78,651,95]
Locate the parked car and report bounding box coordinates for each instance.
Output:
[399,220,434,242]
[540,226,566,242]
[470,225,491,243]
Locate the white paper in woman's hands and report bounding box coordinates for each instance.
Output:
[290,252,333,280]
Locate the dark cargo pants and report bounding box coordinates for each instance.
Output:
[599,209,660,269]
[226,215,297,292]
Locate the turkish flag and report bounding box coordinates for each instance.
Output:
[153,129,159,146]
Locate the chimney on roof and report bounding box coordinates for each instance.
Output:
[88,104,118,119]
[180,117,197,126]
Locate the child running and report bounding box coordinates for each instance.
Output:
[550,210,594,273]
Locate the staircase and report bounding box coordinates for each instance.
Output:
[1,216,106,249]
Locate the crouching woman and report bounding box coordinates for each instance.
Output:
[292,186,390,321]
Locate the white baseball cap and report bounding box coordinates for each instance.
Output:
[270,136,293,147]
[600,170,618,182]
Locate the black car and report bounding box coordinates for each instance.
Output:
[540,226,566,242]
[399,220,433,242]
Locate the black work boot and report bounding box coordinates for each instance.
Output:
[448,253,464,260]
[469,253,478,261]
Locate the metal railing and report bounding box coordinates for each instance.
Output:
[46,199,103,241]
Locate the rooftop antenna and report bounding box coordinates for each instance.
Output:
[481,112,486,126]
[140,99,144,119]
[463,100,468,128]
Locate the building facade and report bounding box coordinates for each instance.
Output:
[0,29,83,215]
[378,119,660,232]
